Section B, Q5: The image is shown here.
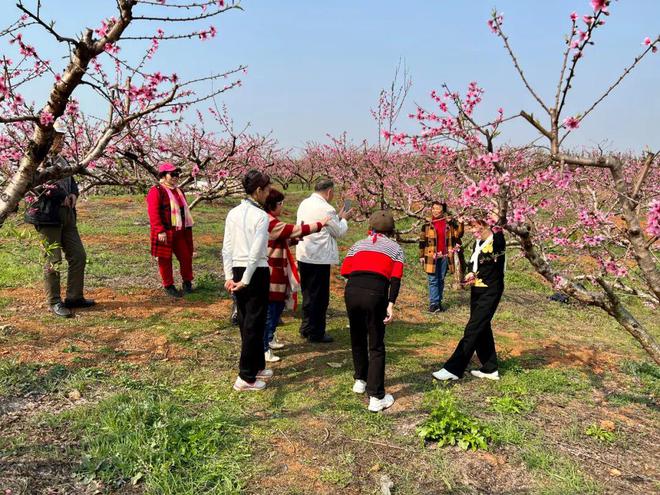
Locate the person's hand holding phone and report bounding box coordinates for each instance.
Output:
[339,199,353,220]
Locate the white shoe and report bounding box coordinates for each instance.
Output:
[352,379,367,394]
[470,369,500,380]
[269,337,285,350]
[432,368,459,381]
[233,376,267,391]
[256,368,274,379]
[265,350,281,363]
[368,394,395,412]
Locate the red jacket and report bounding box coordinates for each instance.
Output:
[146,184,193,258]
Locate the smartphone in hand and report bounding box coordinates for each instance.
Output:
[342,199,352,212]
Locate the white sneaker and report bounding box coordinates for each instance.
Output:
[264,350,281,363]
[256,368,274,379]
[470,369,500,380]
[432,368,459,381]
[233,376,267,391]
[368,394,395,412]
[352,379,367,394]
[269,337,285,350]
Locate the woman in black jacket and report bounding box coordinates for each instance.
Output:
[432,217,505,381]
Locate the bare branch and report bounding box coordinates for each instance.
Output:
[631,151,658,201]
[16,1,77,44]
[560,36,660,146]
[0,114,39,124]
[492,15,550,115]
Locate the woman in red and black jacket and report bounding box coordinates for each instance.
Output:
[341,210,404,413]
[262,189,328,363]
[146,162,194,298]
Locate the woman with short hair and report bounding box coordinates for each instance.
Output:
[262,188,329,362]
[146,162,194,298]
[223,169,273,391]
[432,216,506,381]
[341,210,405,412]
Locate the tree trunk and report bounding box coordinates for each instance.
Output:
[609,302,660,365]
[508,222,660,364]
[609,161,660,301]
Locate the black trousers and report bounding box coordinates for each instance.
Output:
[298,262,331,340]
[233,266,269,382]
[444,285,503,377]
[345,281,388,399]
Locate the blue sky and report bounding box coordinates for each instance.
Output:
[2,1,659,152]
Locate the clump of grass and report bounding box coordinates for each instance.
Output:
[488,393,535,415]
[521,446,601,494]
[61,389,249,494]
[319,466,352,488]
[0,360,70,395]
[418,388,495,451]
[621,360,660,396]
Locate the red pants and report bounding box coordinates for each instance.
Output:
[158,230,193,287]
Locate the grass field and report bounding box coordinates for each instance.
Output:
[0,192,658,494]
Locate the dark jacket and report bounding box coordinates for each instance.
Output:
[24,174,79,227]
[470,230,506,289]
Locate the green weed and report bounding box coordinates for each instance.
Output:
[488,394,535,415]
[418,388,495,451]
[585,423,616,443]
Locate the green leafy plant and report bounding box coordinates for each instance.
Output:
[488,394,535,415]
[417,389,495,451]
[585,424,616,443]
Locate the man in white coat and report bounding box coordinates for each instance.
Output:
[296,179,351,343]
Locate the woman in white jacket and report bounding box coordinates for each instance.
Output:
[295,179,351,343]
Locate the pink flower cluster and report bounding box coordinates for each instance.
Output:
[603,259,628,278]
[582,234,605,247]
[9,33,37,58]
[646,199,660,238]
[39,111,54,126]
[0,76,8,100]
[382,130,407,146]
[95,17,117,38]
[487,12,504,34]
[590,0,608,13]
[198,26,217,41]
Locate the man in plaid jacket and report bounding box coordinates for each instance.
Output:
[419,201,464,312]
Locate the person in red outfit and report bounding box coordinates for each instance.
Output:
[146,163,195,298]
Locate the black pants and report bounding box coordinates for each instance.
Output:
[233,266,269,382]
[444,285,503,377]
[345,280,388,399]
[299,262,331,340]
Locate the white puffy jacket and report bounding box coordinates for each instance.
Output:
[295,193,348,265]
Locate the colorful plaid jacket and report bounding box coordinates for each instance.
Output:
[268,214,323,302]
[419,217,464,275]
